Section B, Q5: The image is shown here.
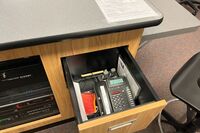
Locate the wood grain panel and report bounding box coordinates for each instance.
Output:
[127,102,166,133]
[0,29,143,133]
[78,100,167,133]
[1,115,62,133]
[128,29,143,57]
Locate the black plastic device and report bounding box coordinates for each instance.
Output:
[106,77,135,112]
[0,56,59,130]
[62,47,158,123]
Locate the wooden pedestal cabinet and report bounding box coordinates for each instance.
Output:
[0,29,166,133]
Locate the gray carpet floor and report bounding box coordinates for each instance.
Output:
[136,10,200,133]
[36,8,200,133]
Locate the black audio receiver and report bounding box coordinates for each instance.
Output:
[0,56,59,130]
[0,95,59,130]
[0,57,52,107]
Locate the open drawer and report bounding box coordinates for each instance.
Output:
[62,47,166,133]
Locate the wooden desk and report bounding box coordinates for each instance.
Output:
[0,29,166,133]
[0,0,167,132]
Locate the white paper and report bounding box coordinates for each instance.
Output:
[73,82,88,121]
[100,85,111,114]
[95,0,158,23]
[117,56,141,98]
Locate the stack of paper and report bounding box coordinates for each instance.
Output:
[95,0,158,23]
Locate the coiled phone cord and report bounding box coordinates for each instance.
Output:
[158,98,179,133]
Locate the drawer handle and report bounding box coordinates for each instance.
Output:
[108,119,137,131]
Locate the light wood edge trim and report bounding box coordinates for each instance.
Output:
[0,114,63,133]
[39,52,74,118]
[128,29,144,57]
[78,100,167,131]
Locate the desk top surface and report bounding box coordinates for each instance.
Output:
[0,0,162,51]
[143,0,200,41]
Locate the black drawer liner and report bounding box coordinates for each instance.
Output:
[62,47,159,123]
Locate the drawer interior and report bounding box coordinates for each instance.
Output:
[62,47,158,124]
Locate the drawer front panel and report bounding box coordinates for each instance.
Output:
[127,103,165,133]
[79,112,138,133]
[78,100,166,133]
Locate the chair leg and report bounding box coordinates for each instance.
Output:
[191,0,200,13]
[186,106,197,124]
[179,0,188,4]
[187,1,199,15]
[179,0,199,15]
[193,113,200,130]
[198,5,200,9]
[161,107,199,133]
[191,0,200,4]
[161,110,184,131]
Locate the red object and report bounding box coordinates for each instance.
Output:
[16,104,22,109]
[111,90,121,95]
[81,92,97,115]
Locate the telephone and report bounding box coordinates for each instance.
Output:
[97,76,135,114]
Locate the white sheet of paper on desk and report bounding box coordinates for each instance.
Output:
[95,0,158,23]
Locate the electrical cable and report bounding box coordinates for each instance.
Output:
[139,40,150,49]
[158,98,179,133]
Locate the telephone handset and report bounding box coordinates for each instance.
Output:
[98,76,135,115]
[106,77,135,112]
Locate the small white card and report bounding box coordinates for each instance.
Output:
[117,56,141,98]
[73,82,88,121]
[95,0,158,23]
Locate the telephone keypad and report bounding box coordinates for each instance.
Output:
[106,77,136,112]
[111,89,131,112]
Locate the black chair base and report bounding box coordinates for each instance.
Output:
[161,105,200,133]
[179,0,200,15]
[163,52,200,132]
